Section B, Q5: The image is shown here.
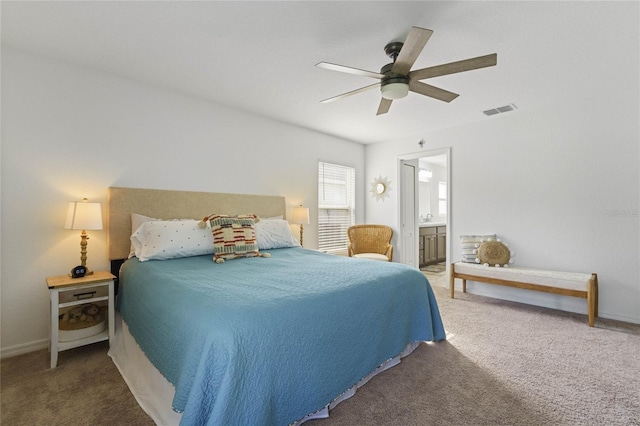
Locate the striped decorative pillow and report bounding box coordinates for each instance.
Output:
[205,214,263,263]
[459,234,496,263]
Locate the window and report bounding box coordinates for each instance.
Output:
[438,181,447,216]
[318,161,355,255]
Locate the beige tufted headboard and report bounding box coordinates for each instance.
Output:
[107,187,286,260]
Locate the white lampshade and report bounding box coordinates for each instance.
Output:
[65,199,103,230]
[381,82,409,100]
[291,206,310,225]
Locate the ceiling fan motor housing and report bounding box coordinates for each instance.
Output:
[380,62,410,99]
[380,63,410,84]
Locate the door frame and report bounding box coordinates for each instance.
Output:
[397,147,452,280]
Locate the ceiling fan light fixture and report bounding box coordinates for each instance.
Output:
[381,82,409,100]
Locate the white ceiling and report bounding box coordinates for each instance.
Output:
[2,1,636,145]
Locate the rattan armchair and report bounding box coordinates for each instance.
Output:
[347,224,393,262]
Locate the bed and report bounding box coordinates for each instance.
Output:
[106,187,446,425]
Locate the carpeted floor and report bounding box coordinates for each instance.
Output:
[2,286,639,425]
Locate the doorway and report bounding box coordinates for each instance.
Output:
[398,148,451,288]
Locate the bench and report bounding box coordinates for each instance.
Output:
[450,262,599,326]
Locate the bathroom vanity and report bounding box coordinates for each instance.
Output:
[419,223,446,267]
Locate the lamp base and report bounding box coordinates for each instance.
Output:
[299,224,304,247]
[70,230,94,277]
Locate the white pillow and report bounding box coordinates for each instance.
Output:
[255,219,300,250]
[131,219,214,262]
[128,213,159,258]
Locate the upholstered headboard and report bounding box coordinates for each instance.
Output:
[107,187,286,261]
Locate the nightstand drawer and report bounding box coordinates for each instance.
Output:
[59,285,109,304]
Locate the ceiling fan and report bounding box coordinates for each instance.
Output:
[316,27,497,115]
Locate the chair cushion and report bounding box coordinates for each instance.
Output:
[353,253,390,262]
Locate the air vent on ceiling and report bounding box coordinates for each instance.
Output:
[483,103,518,116]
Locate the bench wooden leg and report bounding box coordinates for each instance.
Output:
[450,266,455,298]
[588,274,598,326]
[593,274,599,318]
[462,278,467,293]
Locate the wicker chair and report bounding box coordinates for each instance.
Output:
[347,224,393,262]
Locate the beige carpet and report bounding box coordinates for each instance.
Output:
[2,286,639,425]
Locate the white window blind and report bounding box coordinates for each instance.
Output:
[318,162,355,255]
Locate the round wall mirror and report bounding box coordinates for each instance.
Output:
[370,176,391,202]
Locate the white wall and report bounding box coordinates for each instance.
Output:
[365,90,639,323]
[0,48,365,356]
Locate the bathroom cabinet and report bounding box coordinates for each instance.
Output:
[419,225,446,266]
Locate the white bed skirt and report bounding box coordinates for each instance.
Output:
[108,313,421,425]
[108,312,182,424]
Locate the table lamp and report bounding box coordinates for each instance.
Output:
[291,205,310,247]
[65,198,103,276]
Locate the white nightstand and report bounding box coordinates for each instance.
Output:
[46,271,115,368]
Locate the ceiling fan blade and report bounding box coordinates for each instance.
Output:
[409,80,459,103]
[409,53,497,80]
[391,27,433,75]
[316,62,384,79]
[376,98,393,115]
[320,82,381,103]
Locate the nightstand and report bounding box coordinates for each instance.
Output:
[46,271,115,368]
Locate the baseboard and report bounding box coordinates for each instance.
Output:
[459,282,640,325]
[594,310,640,325]
[1,338,49,359]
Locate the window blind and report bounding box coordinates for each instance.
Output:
[318,162,355,255]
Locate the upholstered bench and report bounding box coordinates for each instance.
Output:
[450,262,599,326]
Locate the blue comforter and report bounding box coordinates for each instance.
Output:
[118,247,445,425]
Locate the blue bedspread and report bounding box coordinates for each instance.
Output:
[118,247,445,425]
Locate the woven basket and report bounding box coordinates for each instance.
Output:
[59,306,107,342]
